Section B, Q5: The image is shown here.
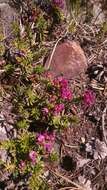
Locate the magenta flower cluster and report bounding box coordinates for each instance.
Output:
[52,0,64,9]
[19,150,37,170]
[17,73,97,175]
[37,132,55,153]
[53,76,68,87]
[60,87,72,100]
[42,107,49,115]
[54,103,64,115]
[53,76,73,101]
[41,76,73,117]
[29,150,37,164]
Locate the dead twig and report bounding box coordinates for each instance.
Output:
[64,144,79,149]
[46,18,73,70]
[51,170,84,190]
[92,9,103,24]
[46,29,68,70]
[46,37,62,70]
[101,39,107,45]
[59,187,78,190]
[102,104,107,145]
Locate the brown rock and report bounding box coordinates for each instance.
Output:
[45,41,87,79]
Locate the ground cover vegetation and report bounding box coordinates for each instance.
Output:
[0,0,107,189]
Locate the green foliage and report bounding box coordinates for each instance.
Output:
[33,65,45,74]
[51,115,70,129]
[4,63,15,75]
[66,0,81,17]
[28,161,45,190]
[16,132,35,157]
[50,151,58,162]
[0,33,5,56]
[36,15,48,42]
[17,119,29,129]
[12,22,20,37]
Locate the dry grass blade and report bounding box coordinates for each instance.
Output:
[102,104,107,145]
[46,37,62,70]
[46,28,68,70]
[59,187,78,190]
[64,144,79,149]
[51,170,85,190]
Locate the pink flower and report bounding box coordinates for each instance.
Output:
[45,72,53,82]
[44,132,55,141]
[52,0,64,9]
[53,77,68,88]
[50,95,57,103]
[50,133,55,141]
[60,87,72,100]
[53,76,72,100]
[44,143,53,153]
[83,90,96,107]
[53,78,60,87]
[37,134,45,143]
[37,132,55,153]
[29,150,37,164]
[54,103,64,115]
[42,107,49,115]
[37,132,55,143]
[19,160,26,171]
[60,78,68,88]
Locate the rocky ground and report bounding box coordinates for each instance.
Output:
[0,0,107,190]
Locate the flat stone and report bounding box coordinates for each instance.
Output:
[0,0,9,2]
[45,40,87,79]
[0,150,7,162]
[0,3,18,39]
[0,127,7,141]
